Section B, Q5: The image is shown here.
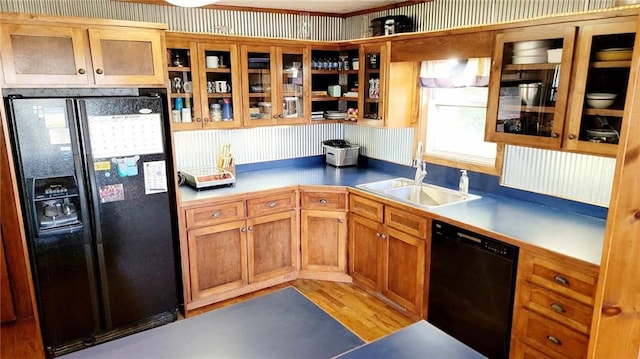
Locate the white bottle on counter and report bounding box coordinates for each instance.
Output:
[459,170,469,195]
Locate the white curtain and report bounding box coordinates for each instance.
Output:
[420,58,491,88]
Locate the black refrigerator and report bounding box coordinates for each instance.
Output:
[6,93,180,357]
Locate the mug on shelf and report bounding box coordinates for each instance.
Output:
[206,56,220,68]
[215,80,231,93]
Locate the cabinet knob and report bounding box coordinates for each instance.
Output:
[550,303,566,314]
[319,199,328,204]
[240,227,246,232]
[78,68,86,74]
[196,118,202,123]
[546,335,562,346]
[204,117,210,122]
[278,114,283,118]
[95,68,104,75]
[272,114,278,119]
[551,132,559,138]
[568,134,576,140]
[338,219,344,223]
[553,275,569,286]
[248,226,253,231]
[380,233,387,239]
[211,211,221,218]
[268,202,276,208]
[376,232,382,237]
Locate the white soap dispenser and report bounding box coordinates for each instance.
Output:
[459,170,469,195]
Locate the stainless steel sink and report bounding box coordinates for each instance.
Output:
[356,178,480,209]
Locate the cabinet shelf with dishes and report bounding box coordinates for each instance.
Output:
[486,19,637,156]
[166,35,243,130]
[310,47,360,122]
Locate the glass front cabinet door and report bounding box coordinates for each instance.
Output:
[564,20,637,157]
[197,43,242,129]
[485,26,576,149]
[241,45,307,127]
[167,40,199,130]
[359,43,386,127]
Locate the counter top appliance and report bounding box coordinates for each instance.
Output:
[179,166,235,190]
[322,139,360,167]
[6,93,179,357]
[428,220,518,359]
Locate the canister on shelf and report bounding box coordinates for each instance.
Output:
[210,103,222,122]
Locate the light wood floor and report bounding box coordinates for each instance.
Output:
[1,280,416,358]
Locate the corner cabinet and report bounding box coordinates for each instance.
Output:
[486,18,638,156]
[0,19,165,87]
[358,42,418,128]
[240,44,309,127]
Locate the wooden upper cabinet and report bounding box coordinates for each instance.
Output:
[358,42,417,128]
[0,16,166,87]
[88,28,165,86]
[0,23,91,85]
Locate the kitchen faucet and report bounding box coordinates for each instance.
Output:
[413,142,427,186]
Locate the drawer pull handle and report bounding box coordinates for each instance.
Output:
[554,275,569,286]
[211,211,221,218]
[550,303,566,313]
[547,335,562,346]
[268,202,277,208]
[320,199,328,204]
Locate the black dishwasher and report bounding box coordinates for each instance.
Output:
[428,220,518,359]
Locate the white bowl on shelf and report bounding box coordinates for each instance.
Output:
[513,48,549,57]
[586,93,617,109]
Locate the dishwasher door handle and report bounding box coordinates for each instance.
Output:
[458,232,482,244]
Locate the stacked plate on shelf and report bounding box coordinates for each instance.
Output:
[512,40,553,64]
[325,111,348,120]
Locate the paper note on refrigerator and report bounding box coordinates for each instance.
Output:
[144,161,168,195]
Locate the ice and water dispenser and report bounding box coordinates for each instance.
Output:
[31,175,83,236]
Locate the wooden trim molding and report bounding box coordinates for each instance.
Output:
[114,0,430,18]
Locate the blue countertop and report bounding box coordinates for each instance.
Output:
[179,162,605,265]
[336,320,485,359]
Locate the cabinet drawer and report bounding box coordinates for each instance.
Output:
[511,338,553,359]
[185,201,245,228]
[521,282,593,335]
[520,252,598,305]
[247,191,296,217]
[384,206,427,238]
[349,195,383,222]
[516,309,589,359]
[301,191,346,210]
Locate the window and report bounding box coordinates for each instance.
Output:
[418,58,502,175]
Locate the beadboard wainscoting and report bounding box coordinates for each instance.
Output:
[172,124,414,170]
[502,145,615,207]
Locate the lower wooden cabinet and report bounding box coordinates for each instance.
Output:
[348,193,427,317]
[182,190,299,311]
[299,188,350,282]
[247,210,298,283]
[511,250,599,358]
[187,220,247,300]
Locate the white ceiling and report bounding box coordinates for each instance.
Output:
[208,0,411,15]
